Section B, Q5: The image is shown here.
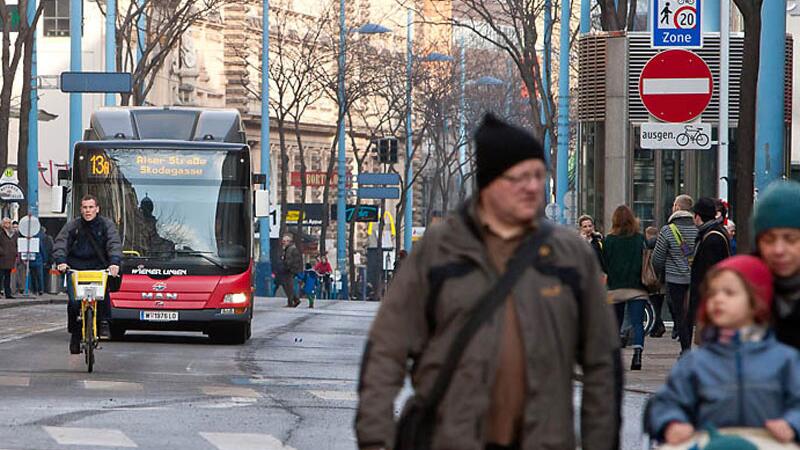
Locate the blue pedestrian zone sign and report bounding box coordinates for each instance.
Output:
[652,0,702,48]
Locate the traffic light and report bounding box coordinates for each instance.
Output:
[376,138,398,164]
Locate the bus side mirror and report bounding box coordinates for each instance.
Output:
[254,190,270,218]
[51,186,67,213]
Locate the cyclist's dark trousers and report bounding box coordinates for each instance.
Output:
[667,282,690,348]
[0,269,11,297]
[66,279,110,335]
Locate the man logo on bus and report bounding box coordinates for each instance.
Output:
[152,282,167,292]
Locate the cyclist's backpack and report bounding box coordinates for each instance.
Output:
[669,223,694,266]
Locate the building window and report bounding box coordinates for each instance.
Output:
[43,0,70,37]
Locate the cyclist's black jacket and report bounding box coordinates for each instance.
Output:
[53,216,123,270]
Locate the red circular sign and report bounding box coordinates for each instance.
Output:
[638,49,713,123]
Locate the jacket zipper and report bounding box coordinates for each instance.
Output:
[735,347,744,424]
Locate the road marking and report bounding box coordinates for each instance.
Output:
[201,385,261,398]
[43,426,137,447]
[200,432,296,450]
[0,375,29,387]
[308,390,358,401]
[83,380,143,391]
[0,325,63,344]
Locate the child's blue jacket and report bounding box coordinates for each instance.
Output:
[646,333,800,441]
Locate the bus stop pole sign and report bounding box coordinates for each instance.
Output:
[652,0,702,49]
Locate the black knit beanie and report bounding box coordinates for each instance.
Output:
[474,113,546,190]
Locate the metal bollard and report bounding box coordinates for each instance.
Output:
[47,265,61,294]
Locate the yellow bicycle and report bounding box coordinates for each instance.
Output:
[69,270,109,373]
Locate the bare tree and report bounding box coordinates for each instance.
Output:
[236,1,335,238]
[0,0,41,168]
[596,0,640,31]
[95,0,233,106]
[730,0,763,253]
[16,0,44,216]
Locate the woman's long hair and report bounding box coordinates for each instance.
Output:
[609,205,640,237]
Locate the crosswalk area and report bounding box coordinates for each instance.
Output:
[0,373,360,402]
[0,427,302,449]
[0,373,360,449]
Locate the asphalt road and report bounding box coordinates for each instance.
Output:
[0,297,651,450]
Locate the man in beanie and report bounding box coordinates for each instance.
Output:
[356,113,621,450]
[685,197,731,352]
[754,180,800,350]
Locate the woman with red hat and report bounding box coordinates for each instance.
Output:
[646,255,800,446]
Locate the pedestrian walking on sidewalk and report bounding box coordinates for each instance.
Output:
[355,113,621,450]
[579,214,607,275]
[0,218,15,299]
[686,197,731,352]
[277,233,302,307]
[296,263,318,308]
[753,180,800,350]
[645,255,800,446]
[604,205,648,370]
[652,194,697,343]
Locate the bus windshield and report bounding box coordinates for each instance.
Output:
[72,146,251,273]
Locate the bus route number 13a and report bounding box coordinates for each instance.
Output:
[90,154,110,176]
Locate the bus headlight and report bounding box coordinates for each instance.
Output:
[223,293,249,304]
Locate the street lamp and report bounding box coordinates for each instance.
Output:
[336,6,392,299]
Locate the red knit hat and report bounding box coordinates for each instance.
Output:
[710,255,774,310]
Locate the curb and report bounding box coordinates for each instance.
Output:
[0,297,68,310]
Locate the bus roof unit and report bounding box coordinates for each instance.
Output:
[85,107,246,144]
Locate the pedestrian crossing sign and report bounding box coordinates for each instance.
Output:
[652,0,702,49]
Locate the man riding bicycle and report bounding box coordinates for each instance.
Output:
[53,194,123,354]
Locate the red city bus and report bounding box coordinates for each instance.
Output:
[69,107,254,344]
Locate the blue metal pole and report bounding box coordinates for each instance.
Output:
[556,0,570,225]
[136,0,145,63]
[336,0,348,298]
[404,8,413,252]
[28,0,38,216]
[69,0,81,163]
[542,0,552,203]
[135,0,145,103]
[580,0,590,34]
[703,0,720,32]
[755,0,787,192]
[255,0,272,297]
[105,0,116,106]
[457,35,466,193]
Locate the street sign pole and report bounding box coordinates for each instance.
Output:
[718,0,729,201]
[105,0,116,106]
[255,0,272,298]
[27,0,38,216]
[69,0,82,163]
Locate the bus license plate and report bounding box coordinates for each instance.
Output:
[140,311,179,321]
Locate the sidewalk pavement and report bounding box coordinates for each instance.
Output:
[0,292,67,310]
[621,325,682,395]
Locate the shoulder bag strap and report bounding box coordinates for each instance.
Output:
[79,220,109,267]
[669,223,683,245]
[421,220,555,413]
[703,230,731,257]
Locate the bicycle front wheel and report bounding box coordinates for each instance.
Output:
[642,299,656,336]
[84,307,95,373]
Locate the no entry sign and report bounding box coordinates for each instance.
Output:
[638,49,713,123]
